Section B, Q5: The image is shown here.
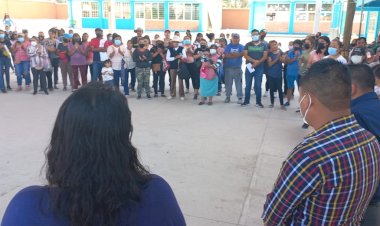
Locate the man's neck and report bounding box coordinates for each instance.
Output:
[313,109,351,130]
[352,90,373,100]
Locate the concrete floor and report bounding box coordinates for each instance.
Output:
[0,73,308,225]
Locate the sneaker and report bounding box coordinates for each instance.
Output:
[255,103,264,108]
[167,96,173,100]
[241,103,249,107]
[263,91,269,97]
[147,94,152,99]
[180,97,185,101]
[284,102,290,106]
[193,94,198,100]
[268,104,274,108]
[44,90,49,95]
[302,123,309,129]
[207,101,213,106]
[154,94,158,97]
[237,98,243,104]
[224,97,230,103]
[216,92,221,96]
[198,101,205,106]
[295,108,300,113]
[137,95,141,99]
[161,94,167,97]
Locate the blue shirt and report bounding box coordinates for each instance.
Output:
[1,175,186,226]
[223,43,244,68]
[286,50,301,76]
[267,51,283,78]
[351,92,380,202]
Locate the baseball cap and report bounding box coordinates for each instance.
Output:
[231,33,240,39]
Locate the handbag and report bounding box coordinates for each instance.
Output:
[178,62,191,79]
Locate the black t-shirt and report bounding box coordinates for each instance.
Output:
[150,46,164,64]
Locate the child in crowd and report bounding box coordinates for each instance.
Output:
[267,40,285,109]
[199,45,222,106]
[101,59,114,86]
[285,39,302,106]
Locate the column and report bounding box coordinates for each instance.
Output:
[164,1,169,30]
[289,1,296,34]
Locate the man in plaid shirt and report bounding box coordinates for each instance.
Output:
[262,59,380,225]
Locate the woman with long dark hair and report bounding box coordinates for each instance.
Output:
[1,83,186,226]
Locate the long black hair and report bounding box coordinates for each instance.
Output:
[45,83,150,226]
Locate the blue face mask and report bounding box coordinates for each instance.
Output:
[183,39,191,45]
[252,35,259,42]
[328,47,337,55]
[114,39,121,46]
[0,34,5,39]
[18,37,24,43]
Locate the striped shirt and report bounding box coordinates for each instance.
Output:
[262,115,380,226]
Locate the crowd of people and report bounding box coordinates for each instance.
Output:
[1,24,380,107]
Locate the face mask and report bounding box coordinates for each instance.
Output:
[96,32,102,38]
[318,43,325,49]
[294,47,302,52]
[183,39,191,45]
[18,37,24,43]
[351,55,363,64]
[288,46,293,50]
[139,44,145,48]
[73,38,81,42]
[31,41,37,47]
[252,35,259,42]
[303,44,310,49]
[201,44,207,49]
[299,94,312,125]
[328,47,337,55]
[0,34,4,39]
[210,49,217,55]
[114,39,121,46]
[108,37,112,41]
[215,43,220,47]
[63,38,69,43]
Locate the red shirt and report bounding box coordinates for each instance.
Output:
[89,37,110,62]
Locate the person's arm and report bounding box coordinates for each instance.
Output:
[262,148,320,226]
[166,49,175,62]
[181,48,187,59]
[26,47,36,57]
[243,50,257,64]
[267,54,279,67]
[145,50,152,61]
[107,46,115,59]
[67,45,77,56]
[132,50,140,63]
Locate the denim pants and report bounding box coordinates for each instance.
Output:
[244,65,263,105]
[125,68,136,89]
[92,61,103,82]
[0,57,11,88]
[113,70,121,89]
[15,61,31,86]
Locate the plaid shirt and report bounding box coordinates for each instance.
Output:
[263,115,380,225]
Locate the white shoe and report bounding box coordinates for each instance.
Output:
[273,92,278,98]
[167,96,173,100]
[180,97,185,101]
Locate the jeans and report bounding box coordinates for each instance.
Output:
[60,61,73,88]
[0,57,11,88]
[15,61,31,86]
[92,61,103,82]
[153,70,165,94]
[113,70,121,89]
[31,68,47,92]
[51,58,59,85]
[268,76,284,105]
[244,65,263,105]
[224,67,243,99]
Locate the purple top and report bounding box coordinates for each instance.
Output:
[68,42,87,66]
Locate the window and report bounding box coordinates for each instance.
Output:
[295,3,332,22]
[103,1,108,18]
[115,2,131,19]
[266,3,290,22]
[169,3,199,20]
[81,2,99,18]
[135,3,164,20]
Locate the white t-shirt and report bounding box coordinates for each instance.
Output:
[101,67,113,81]
[107,45,126,70]
[324,55,347,64]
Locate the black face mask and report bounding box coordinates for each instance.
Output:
[318,43,325,49]
[63,38,69,43]
[38,36,44,40]
[303,44,310,49]
[201,44,207,49]
[139,44,145,48]
[73,38,81,42]
[157,44,164,49]
[96,32,102,38]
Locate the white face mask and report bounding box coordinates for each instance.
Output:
[299,94,312,125]
[351,55,363,64]
[210,49,217,55]
[31,41,37,47]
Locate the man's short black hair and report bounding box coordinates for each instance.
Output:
[300,59,351,111]
[251,29,259,34]
[348,64,375,91]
